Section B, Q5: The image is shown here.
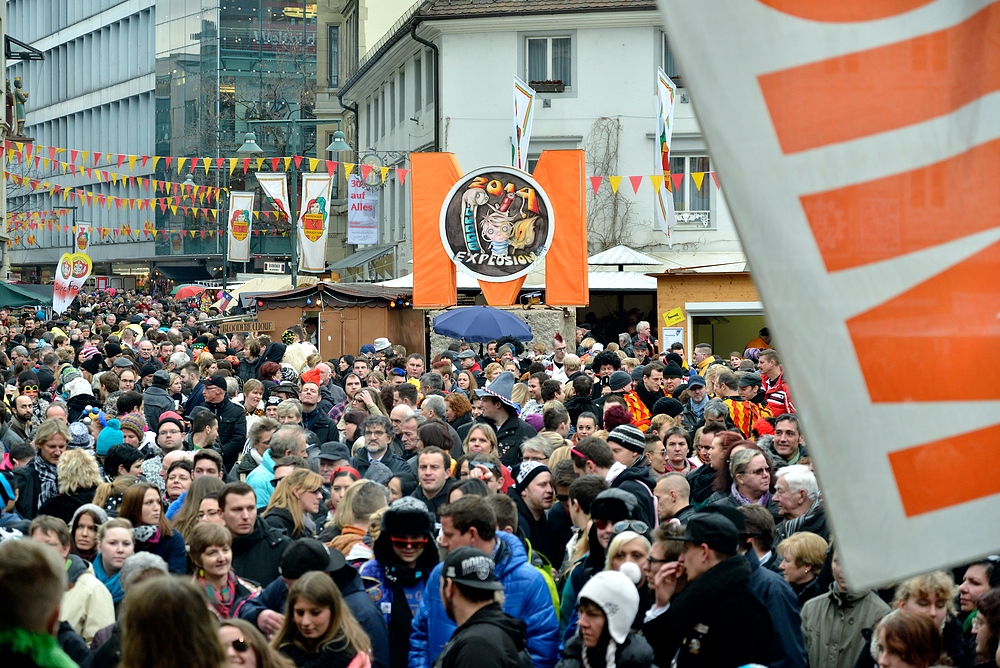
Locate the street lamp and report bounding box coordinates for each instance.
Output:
[325,131,351,153]
[236,132,265,156]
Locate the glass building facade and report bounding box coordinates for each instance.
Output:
[154,0,317,260]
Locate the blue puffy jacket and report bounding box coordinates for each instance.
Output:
[408,531,559,668]
[245,450,276,509]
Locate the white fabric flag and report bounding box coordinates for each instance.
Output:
[227,191,254,263]
[347,175,379,245]
[296,173,334,272]
[74,222,91,254]
[512,77,536,171]
[654,67,677,244]
[657,0,1000,587]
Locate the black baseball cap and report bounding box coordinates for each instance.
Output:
[665,512,740,555]
[443,546,503,591]
[204,374,229,391]
[279,539,346,579]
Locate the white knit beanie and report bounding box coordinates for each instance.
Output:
[578,569,640,644]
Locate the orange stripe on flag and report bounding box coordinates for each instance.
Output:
[759,3,1000,153]
[889,422,1000,516]
[758,0,933,22]
[847,240,1000,402]
[802,138,1000,272]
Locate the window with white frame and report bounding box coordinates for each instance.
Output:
[669,155,713,228]
[389,80,396,129]
[661,32,682,85]
[398,69,406,123]
[414,54,422,111]
[328,25,340,88]
[526,36,572,89]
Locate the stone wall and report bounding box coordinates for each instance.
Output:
[427,306,577,357]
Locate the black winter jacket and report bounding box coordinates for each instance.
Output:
[205,397,247,472]
[434,604,527,668]
[231,518,291,587]
[142,386,175,430]
[556,633,655,668]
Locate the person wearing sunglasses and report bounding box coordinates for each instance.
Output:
[219,618,295,668]
[360,497,439,668]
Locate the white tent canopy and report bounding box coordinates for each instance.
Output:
[588,245,661,267]
[376,270,655,292]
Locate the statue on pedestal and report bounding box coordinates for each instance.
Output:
[13,77,28,138]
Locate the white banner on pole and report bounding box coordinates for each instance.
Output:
[512,76,536,171]
[657,0,1000,587]
[227,191,255,263]
[347,175,379,245]
[654,67,677,244]
[296,174,333,273]
[74,222,91,254]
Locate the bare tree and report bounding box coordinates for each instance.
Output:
[586,116,638,253]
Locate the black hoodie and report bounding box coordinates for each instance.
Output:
[433,603,527,668]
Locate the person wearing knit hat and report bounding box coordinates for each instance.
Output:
[561,569,653,668]
[80,350,104,378]
[68,421,95,450]
[359,497,439,668]
[607,425,647,468]
[117,413,146,448]
[96,418,124,457]
[608,370,632,393]
[661,360,687,396]
[104,342,123,360]
[512,461,558,564]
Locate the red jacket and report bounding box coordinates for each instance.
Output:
[763,373,795,416]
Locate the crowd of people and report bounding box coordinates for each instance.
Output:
[0,298,997,668]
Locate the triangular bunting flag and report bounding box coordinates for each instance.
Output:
[255,158,265,171]
[691,172,706,191]
[710,171,720,189]
[360,164,372,181]
[396,168,408,184]
[93,152,102,166]
[608,176,622,193]
[229,158,238,175]
[203,157,212,174]
[589,176,602,194]
[670,172,684,191]
[326,160,337,176]
[117,154,126,168]
[628,176,643,194]
[270,157,280,171]
[177,157,187,174]
[293,156,303,169]
[308,158,319,172]
[649,175,664,191]
[283,157,292,171]
[128,155,137,171]
[152,156,161,170]
[380,166,390,183]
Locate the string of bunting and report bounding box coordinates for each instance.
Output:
[7,223,293,248]
[3,140,410,184]
[589,172,722,195]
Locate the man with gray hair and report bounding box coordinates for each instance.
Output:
[246,424,308,509]
[419,395,463,458]
[389,404,414,457]
[419,372,445,396]
[774,464,827,542]
[352,415,409,477]
[632,320,657,355]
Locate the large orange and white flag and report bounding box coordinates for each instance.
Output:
[659,0,1000,587]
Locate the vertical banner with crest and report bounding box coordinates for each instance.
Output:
[227,191,255,263]
[347,174,379,245]
[296,173,333,272]
[256,172,291,227]
[75,222,91,254]
[512,77,536,172]
[655,67,677,243]
[53,253,93,314]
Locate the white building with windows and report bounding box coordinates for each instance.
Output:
[334,0,748,279]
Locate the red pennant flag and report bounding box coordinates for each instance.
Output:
[629,175,644,194]
[200,229,206,239]
[589,176,602,194]
[93,152,102,166]
[670,173,684,191]
[360,164,373,181]
[242,158,251,174]
[165,156,173,169]
[70,149,78,164]
[293,155,304,169]
[396,168,408,184]
[710,171,720,189]
[141,155,149,166]
[117,154,126,168]
[48,146,56,161]
[326,160,337,176]
[215,158,225,170]
[269,157,280,171]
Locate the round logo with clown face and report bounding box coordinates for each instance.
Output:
[440,167,553,282]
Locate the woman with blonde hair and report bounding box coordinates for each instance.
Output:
[273,571,372,668]
[121,575,228,668]
[171,475,227,540]
[462,423,498,457]
[93,473,138,517]
[777,531,828,606]
[455,370,478,396]
[93,517,135,605]
[366,370,385,392]
[219,619,295,668]
[262,469,325,540]
[510,383,530,410]
[483,362,502,384]
[197,351,219,378]
[40,448,103,522]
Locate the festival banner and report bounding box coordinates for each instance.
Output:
[227,191,255,263]
[654,67,678,243]
[53,253,92,314]
[658,0,1000,587]
[296,173,333,272]
[512,77,536,172]
[74,222,91,254]
[347,174,379,245]
[255,173,291,224]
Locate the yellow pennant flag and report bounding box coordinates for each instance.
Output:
[649,175,664,191]
[81,151,90,164]
[107,154,114,164]
[608,176,622,193]
[128,155,137,171]
[170,205,178,215]
[380,166,390,183]
[152,156,161,170]
[344,163,355,177]
[42,158,49,168]
[255,158,265,171]
[203,157,212,174]
[690,171,706,191]
[308,158,319,172]
[229,158,237,175]
[282,157,292,171]
[177,157,187,174]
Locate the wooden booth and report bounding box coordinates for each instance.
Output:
[237,282,423,359]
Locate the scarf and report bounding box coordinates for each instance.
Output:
[132,524,160,544]
[92,554,125,602]
[689,395,708,420]
[246,406,264,417]
[0,628,79,668]
[780,497,820,537]
[730,482,771,507]
[34,454,59,509]
[198,570,239,619]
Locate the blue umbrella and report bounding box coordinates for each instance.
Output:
[432,306,533,343]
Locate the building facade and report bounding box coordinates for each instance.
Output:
[336,0,747,283]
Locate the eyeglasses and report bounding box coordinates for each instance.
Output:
[596,519,649,534]
[159,429,181,436]
[649,449,666,456]
[390,536,429,549]
[647,555,671,566]
[744,467,769,477]
[556,494,569,504]
[364,430,386,437]
[21,385,38,392]
[269,477,285,488]
[229,637,250,652]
